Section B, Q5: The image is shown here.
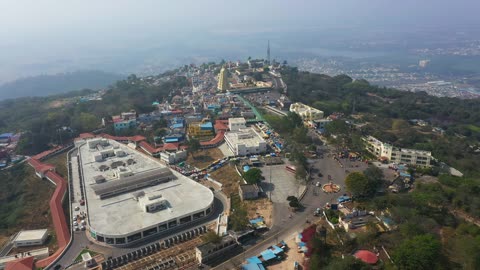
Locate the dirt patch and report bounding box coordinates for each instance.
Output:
[209,165,243,195]
[244,198,273,227]
[186,148,224,169]
[46,99,70,109]
[268,235,305,270]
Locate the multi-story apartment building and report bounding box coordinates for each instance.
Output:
[364,136,432,167]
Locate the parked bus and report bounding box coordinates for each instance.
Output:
[285,165,296,173]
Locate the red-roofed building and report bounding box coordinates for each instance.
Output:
[214,120,228,131]
[139,141,163,156]
[78,133,96,139]
[200,131,225,149]
[354,250,379,265]
[5,256,34,270]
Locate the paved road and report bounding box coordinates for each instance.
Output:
[213,143,366,269]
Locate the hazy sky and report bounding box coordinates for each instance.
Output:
[1,0,479,82]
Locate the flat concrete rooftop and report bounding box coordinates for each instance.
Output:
[224,128,265,147]
[14,229,48,242]
[78,139,214,237]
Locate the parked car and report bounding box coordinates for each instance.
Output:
[337,195,351,203]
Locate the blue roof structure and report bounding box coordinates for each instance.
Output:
[260,249,276,261]
[270,245,283,255]
[164,138,179,143]
[171,123,184,129]
[337,195,351,203]
[243,165,250,172]
[400,172,411,178]
[200,122,213,130]
[247,257,262,264]
[242,263,266,270]
[249,217,264,225]
[0,133,13,138]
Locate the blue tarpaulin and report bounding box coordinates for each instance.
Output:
[242,263,266,270]
[260,249,276,261]
[249,217,264,225]
[271,245,283,255]
[247,257,262,264]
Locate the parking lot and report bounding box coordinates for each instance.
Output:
[259,163,303,203]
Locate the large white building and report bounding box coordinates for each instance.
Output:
[228,117,247,131]
[224,128,267,156]
[78,138,214,246]
[364,136,432,167]
[289,102,324,121]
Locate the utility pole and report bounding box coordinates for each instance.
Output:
[269,162,272,202]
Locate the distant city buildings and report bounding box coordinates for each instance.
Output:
[364,136,432,167]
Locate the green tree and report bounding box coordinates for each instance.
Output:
[393,234,441,270]
[345,172,370,198]
[293,126,309,144]
[201,231,222,244]
[287,196,301,208]
[243,168,262,184]
[363,166,384,189]
[73,112,100,132]
[295,166,307,181]
[229,204,249,231]
[187,138,201,159]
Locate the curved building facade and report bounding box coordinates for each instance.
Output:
[78,138,214,246]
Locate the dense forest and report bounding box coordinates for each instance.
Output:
[0,70,123,100]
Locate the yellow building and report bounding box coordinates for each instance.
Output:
[217,66,229,92]
[188,121,214,139]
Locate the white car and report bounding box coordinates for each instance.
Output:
[315,182,320,187]
[73,221,78,226]
[74,206,80,211]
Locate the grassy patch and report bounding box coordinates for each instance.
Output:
[186,147,224,169]
[210,165,243,195]
[0,164,54,237]
[467,124,480,133]
[75,248,100,262]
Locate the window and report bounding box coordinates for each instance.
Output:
[127,232,142,242]
[159,223,168,231]
[143,227,158,237]
[180,216,192,224]
[116,238,126,244]
[168,220,177,228]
